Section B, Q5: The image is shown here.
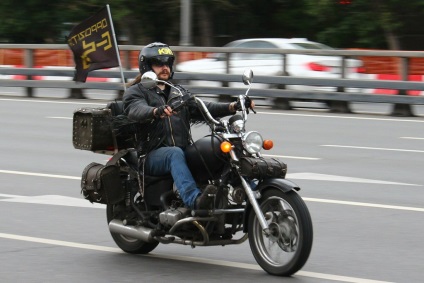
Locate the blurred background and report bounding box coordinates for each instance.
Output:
[1,0,424,50]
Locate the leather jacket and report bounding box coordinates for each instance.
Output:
[123,82,235,154]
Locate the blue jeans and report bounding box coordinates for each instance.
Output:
[143,147,200,208]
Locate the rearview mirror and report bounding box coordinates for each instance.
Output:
[140,71,158,88]
[242,69,253,85]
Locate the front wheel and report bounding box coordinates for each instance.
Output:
[106,204,159,254]
[248,189,313,276]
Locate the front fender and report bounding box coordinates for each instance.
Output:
[256,178,301,193]
[243,178,301,233]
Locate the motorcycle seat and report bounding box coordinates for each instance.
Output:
[120,149,139,171]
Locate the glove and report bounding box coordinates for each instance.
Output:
[154,105,169,118]
[235,96,254,114]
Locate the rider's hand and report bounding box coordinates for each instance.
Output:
[154,105,173,118]
[234,96,255,114]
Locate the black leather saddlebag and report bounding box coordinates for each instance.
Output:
[239,157,287,179]
[80,150,128,204]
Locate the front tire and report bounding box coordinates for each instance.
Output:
[248,189,313,276]
[106,204,159,254]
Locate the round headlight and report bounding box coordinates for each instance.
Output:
[229,114,244,133]
[243,131,263,154]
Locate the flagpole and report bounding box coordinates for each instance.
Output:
[106,4,127,91]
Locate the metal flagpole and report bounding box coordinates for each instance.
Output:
[106,4,126,91]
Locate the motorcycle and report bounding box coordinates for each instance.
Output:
[76,69,313,276]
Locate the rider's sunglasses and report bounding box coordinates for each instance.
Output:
[150,57,172,67]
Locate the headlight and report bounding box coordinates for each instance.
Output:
[229,114,244,133]
[242,131,263,154]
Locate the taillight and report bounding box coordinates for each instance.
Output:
[307,62,331,72]
[355,66,366,73]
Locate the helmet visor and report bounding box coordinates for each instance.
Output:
[150,56,174,67]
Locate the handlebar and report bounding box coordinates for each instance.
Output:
[194,97,222,126]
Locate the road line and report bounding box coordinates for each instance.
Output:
[0,193,24,198]
[288,172,421,186]
[262,154,320,160]
[1,97,422,124]
[401,137,424,140]
[257,111,424,123]
[0,232,393,283]
[3,169,420,186]
[46,116,72,119]
[1,193,423,213]
[322,144,424,153]
[0,170,80,180]
[0,97,104,105]
[303,198,424,212]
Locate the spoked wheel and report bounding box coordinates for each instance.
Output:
[106,203,159,254]
[248,189,313,276]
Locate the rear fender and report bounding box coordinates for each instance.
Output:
[243,178,300,233]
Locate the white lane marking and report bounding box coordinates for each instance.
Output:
[1,169,420,186]
[46,116,72,119]
[288,172,422,187]
[0,232,393,283]
[257,111,424,123]
[262,154,320,160]
[0,195,105,209]
[0,193,23,198]
[0,170,80,180]
[46,111,424,123]
[322,144,424,153]
[401,137,424,140]
[0,98,104,105]
[1,193,423,213]
[1,97,421,124]
[304,198,424,212]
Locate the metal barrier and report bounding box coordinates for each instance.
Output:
[1,44,424,116]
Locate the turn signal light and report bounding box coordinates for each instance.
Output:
[220,141,233,153]
[263,140,274,150]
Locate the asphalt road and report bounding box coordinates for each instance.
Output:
[0,93,423,283]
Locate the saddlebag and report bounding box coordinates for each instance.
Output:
[239,157,287,179]
[80,150,128,204]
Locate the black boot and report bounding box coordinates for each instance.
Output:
[194,185,216,210]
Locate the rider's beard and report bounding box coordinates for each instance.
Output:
[157,70,170,81]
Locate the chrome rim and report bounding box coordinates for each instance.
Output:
[252,196,300,267]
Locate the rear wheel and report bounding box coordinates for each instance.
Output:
[248,189,313,276]
[106,203,159,254]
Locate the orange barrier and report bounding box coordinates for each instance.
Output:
[0,49,209,67]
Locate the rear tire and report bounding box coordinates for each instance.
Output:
[248,189,313,276]
[106,204,159,254]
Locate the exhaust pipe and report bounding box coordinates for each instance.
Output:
[108,219,156,243]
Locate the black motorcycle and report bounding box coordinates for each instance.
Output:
[74,69,313,276]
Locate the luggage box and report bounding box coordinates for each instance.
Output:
[73,107,116,153]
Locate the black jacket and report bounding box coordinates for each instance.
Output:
[123,82,234,154]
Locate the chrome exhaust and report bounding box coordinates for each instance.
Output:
[108,219,156,243]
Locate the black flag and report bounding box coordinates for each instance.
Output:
[67,6,119,82]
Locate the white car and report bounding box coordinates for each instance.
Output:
[176,38,365,91]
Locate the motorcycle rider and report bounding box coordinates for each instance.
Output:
[123,42,254,210]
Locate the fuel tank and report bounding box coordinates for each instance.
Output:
[185,135,227,183]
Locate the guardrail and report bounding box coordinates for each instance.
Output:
[1,44,424,116]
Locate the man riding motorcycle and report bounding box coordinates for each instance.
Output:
[122,42,255,210]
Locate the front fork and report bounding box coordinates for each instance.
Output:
[228,148,270,235]
[239,175,270,236]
